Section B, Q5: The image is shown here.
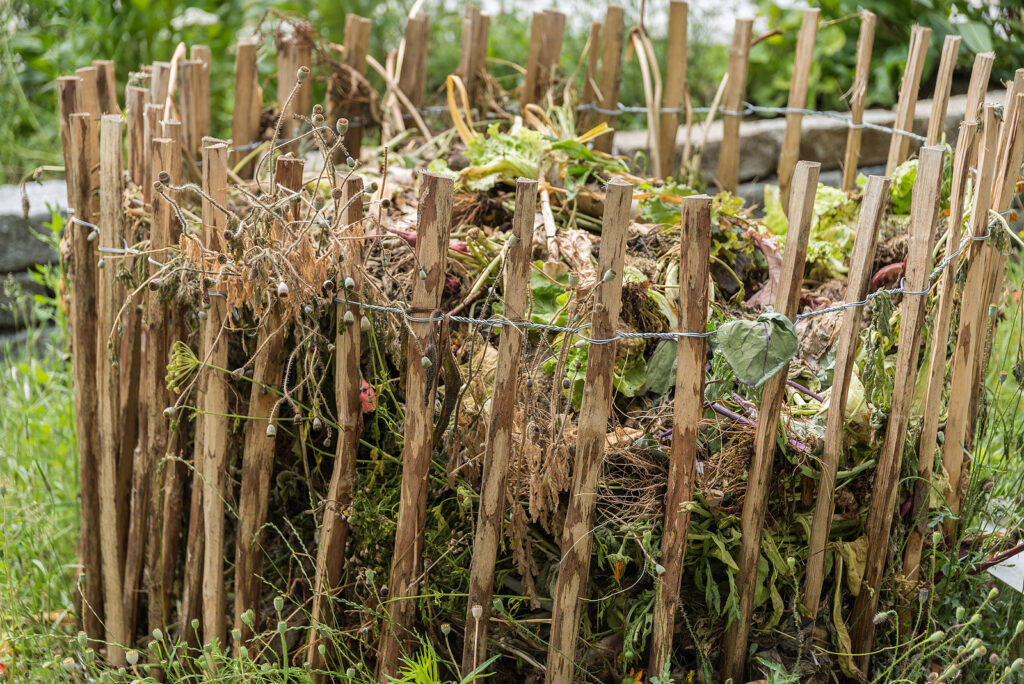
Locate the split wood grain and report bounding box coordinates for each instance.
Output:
[925,35,961,146]
[58,77,82,206]
[76,66,101,118]
[308,176,366,682]
[648,194,712,676]
[179,59,210,158]
[339,15,372,163]
[151,61,172,107]
[777,9,819,207]
[592,6,625,154]
[903,122,977,583]
[67,110,105,645]
[964,53,994,126]
[521,10,565,109]
[397,14,431,109]
[97,113,128,666]
[545,179,632,684]
[841,11,876,191]
[850,146,945,674]
[200,141,231,648]
[884,26,930,174]
[657,1,688,180]
[803,174,890,619]
[377,172,454,681]
[461,178,537,676]
[720,161,819,683]
[458,6,491,109]
[142,104,164,203]
[231,37,262,177]
[580,21,602,131]
[92,60,118,114]
[716,18,753,193]
[126,87,149,190]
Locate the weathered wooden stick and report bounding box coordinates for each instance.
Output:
[58,77,82,203]
[397,14,431,109]
[657,1,688,180]
[939,104,999,530]
[648,194,712,677]
[460,179,537,676]
[93,60,118,114]
[276,33,312,154]
[716,18,754,193]
[545,179,632,684]
[580,21,602,131]
[850,146,945,673]
[841,11,876,191]
[67,109,105,645]
[76,66,101,118]
[178,59,210,158]
[97,113,128,666]
[803,175,890,619]
[142,103,164,203]
[719,161,819,683]
[458,6,491,109]
[777,9,819,206]
[963,53,994,127]
[151,62,172,107]
[200,141,231,648]
[145,136,177,634]
[902,121,977,585]
[925,35,962,146]
[191,44,212,69]
[592,6,624,154]
[275,156,305,223]
[884,26,931,174]
[377,172,453,681]
[521,10,565,109]
[307,175,365,681]
[231,37,262,177]
[126,87,148,188]
[232,157,302,649]
[338,14,372,163]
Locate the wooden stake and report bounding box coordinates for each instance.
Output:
[307,176,365,681]
[93,60,118,114]
[545,179,632,684]
[231,37,262,177]
[338,14,373,163]
[97,113,128,666]
[521,10,566,109]
[145,136,177,633]
[580,21,602,131]
[716,18,754,192]
[940,104,999,528]
[58,77,82,204]
[925,35,962,146]
[377,172,453,681]
[592,6,624,154]
[151,61,172,106]
[885,26,931,174]
[902,121,977,584]
[719,161,819,683]
[657,1,688,179]
[67,110,105,645]
[803,175,890,619]
[126,86,148,188]
[179,59,210,158]
[397,14,431,109]
[458,6,491,109]
[850,146,945,673]
[460,179,537,676]
[191,44,212,69]
[777,9,819,206]
[964,53,995,126]
[200,141,230,648]
[77,66,101,117]
[142,104,164,203]
[648,194,712,677]
[841,11,876,191]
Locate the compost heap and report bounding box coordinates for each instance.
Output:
[112,97,1001,682]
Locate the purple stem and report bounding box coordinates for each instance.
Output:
[787,379,824,403]
[732,392,758,419]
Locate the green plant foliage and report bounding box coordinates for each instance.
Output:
[717,311,799,387]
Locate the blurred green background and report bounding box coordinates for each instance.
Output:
[1,0,1021,183]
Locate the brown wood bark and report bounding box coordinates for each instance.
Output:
[76,66,100,118]
[308,176,366,681]
[925,35,962,146]
[545,179,632,684]
[580,21,602,131]
[850,146,946,675]
[457,6,491,109]
[338,14,372,162]
[841,11,876,191]
[716,18,753,193]
[178,60,210,159]
[648,195,711,677]
[885,26,930,174]
[126,86,148,187]
[377,173,453,681]
[231,37,262,177]
[777,9,819,207]
[92,59,118,114]
[657,1,688,179]
[592,6,624,154]
[68,110,105,645]
[520,10,565,109]
[397,14,431,109]
[720,161,820,683]
[58,77,82,204]
[150,62,171,107]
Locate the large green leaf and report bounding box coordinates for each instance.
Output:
[717,312,798,387]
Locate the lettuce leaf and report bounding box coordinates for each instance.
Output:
[460,121,550,191]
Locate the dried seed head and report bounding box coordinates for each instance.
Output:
[360,315,371,332]
[440,623,451,636]
[274,596,284,613]
[331,186,344,200]
[126,650,139,666]
[421,356,432,369]
[197,310,207,320]
[266,423,277,437]
[277,281,290,298]
[344,310,356,325]
[471,604,483,620]
[97,258,106,269]
[217,253,227,264]
[153,628,164,641]
[323,279,335,291]
[312,113,324,126]
[313,104,323,115]
[312,417,323,432]
[344,276,356,290]
[336,118,349,135]
[296,66,310,83]
[241,609,255,627]
[380,197,391,209]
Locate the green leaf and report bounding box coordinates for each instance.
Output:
[641,340,678,396]
[717,312,798,387]
[958,21,993,54]
[889,159,918,214]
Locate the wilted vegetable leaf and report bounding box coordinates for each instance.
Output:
[717,312,798,387]
[889,159,917,214]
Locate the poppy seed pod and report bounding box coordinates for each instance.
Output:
[277,281,290,298]
[360,315,371,332]
[336,118,349,135]
[296,66,310,83]
[266,423,277,437]
[313,104,323,115]
[344,276,355,290]
[344,310,355,325]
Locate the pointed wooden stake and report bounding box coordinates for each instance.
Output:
[720,161,819,683]
[885,26,931,174]
[521,10,565,109]
[716,18,753,193]
[648,194,712,677]
[92,60,118,114]
[397,14,431,109]
[925,35,962,146]
[841,11,876,190]
[778,9,819,206]
[592,6,625,154]
[231,37,262,177]
[657,1,688,179]
[458,6,492,109]
[76,66,101,118]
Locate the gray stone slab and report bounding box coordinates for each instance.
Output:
[0,179,65,272]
